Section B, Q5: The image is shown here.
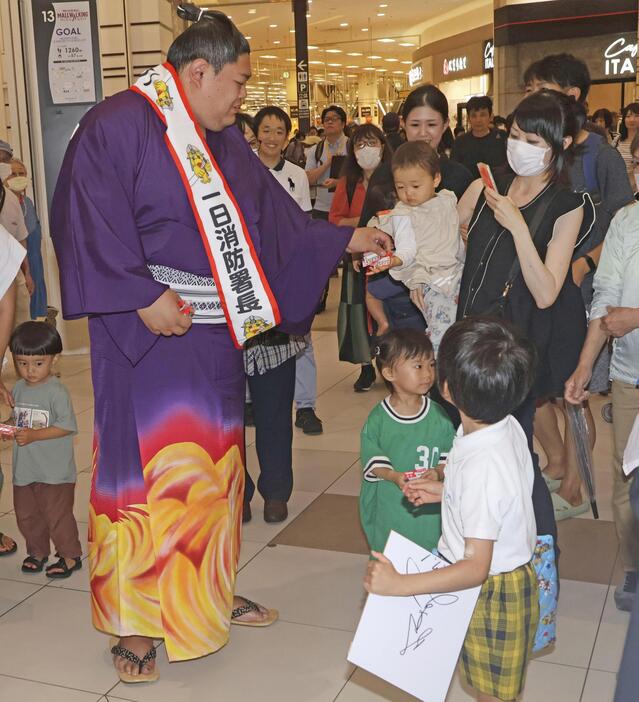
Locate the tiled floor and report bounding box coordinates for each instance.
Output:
[0,285,631,702]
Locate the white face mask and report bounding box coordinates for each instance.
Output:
[8,176,29,192]
[355,145,382,171]
[507,137,551,177]
[0,163,12,181]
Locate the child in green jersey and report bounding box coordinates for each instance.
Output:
[359,328,455,553]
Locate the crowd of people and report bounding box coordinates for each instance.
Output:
[0,3,637,701]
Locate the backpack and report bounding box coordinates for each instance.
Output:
[284,140,306,168]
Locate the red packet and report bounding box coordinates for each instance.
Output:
[403,469,429,481]
[362,252,391,268]
[477,162,497,191]
[0,423,16,436]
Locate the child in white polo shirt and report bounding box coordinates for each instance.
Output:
[365,317,539,702]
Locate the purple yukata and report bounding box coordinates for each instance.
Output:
[50,88,351,661]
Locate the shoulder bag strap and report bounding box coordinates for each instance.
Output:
[500,186,561,301]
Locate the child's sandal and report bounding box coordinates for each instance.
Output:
[45,556,81,579]
[21,555,48,572]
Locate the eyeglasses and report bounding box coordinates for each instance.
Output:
[323,116,342,124]
[355,140,381,150]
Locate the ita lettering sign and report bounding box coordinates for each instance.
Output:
[483,40,494,72]
[408,64,423,87]
[604,36,637,77]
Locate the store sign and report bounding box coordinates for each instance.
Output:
[361,106,372,117]
[604,36,637,76]
[483,40,494,72]
[408,64,423,86]
[443,56,467,75]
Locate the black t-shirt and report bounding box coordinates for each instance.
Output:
[458,176,595,398]
[385,131,405,152]
[450,128,507,179]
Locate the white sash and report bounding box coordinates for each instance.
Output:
[132,63,280,348]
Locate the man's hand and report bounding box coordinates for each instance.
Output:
[364,552,402,595]
[346,227,392,256]
[137,289,193,337]
[600,306,639,338]
[403,478,443,505]
[15,428,36,446]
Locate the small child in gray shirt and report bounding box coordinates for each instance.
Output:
[8,322,81,578]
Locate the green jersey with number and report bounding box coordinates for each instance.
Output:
[360,396,455,553]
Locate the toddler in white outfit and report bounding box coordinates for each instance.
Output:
[366,142,464,351]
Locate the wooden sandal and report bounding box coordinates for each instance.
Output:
[231,596,279,627]
[109,637,160,684]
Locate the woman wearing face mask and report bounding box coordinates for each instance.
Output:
[329,124,392,388]
[457,89,595,545]
[6,159,47,320]
[616,103,639,189]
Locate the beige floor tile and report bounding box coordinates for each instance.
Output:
[235,544,369,631]
[327,463,362,497]
[0,578,44,616]
[339,660,587,702]
[245,444,359,495]
[109,621,354,702]
[0,587,119,693]
[590,587,632,673]
[0,676,103,702]
[538,579,608,669]
[241,489,319,544]
[237,540,265,571]
[581,669,617,702]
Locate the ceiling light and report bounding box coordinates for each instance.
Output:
[399,42,415,47]
[378,38,395,43]
[269,24,277,28]
[328,63,342,67]
[328,73,339,77]
[346,65,359,68]
[248,8,256,14]
[273,40,280,44]
[306,13,311,18]
[261,55,277,59]
[347,52,363,57]
[364,67,375,71]
[325,49,342,53]
[361,28,369,32]
[347,74,357,78]
[376,68,387,71]
[289,29,295,33]
[340,22,348,27]
[286,58,296,62]
[385,58,398,62]
[392,70,404,74]
[368,55,382,59]
[379,2,388,6]
[308,45,318,49]
[377,13,385,17]
[401,60,411,64]
[245,35,252,40]
[309,60,324,65]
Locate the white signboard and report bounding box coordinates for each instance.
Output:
[408,65,423,87]
[348,531,480,702]
[47,1,96,104]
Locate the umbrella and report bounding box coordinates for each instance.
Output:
[565,402,599,519]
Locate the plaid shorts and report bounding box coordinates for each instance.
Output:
[461,561,539,700]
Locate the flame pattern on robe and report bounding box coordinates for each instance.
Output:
[88,440,244,662]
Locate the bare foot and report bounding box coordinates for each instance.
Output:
[0,533,16,554]
[556,484,583,507]
[112,635,156,678]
